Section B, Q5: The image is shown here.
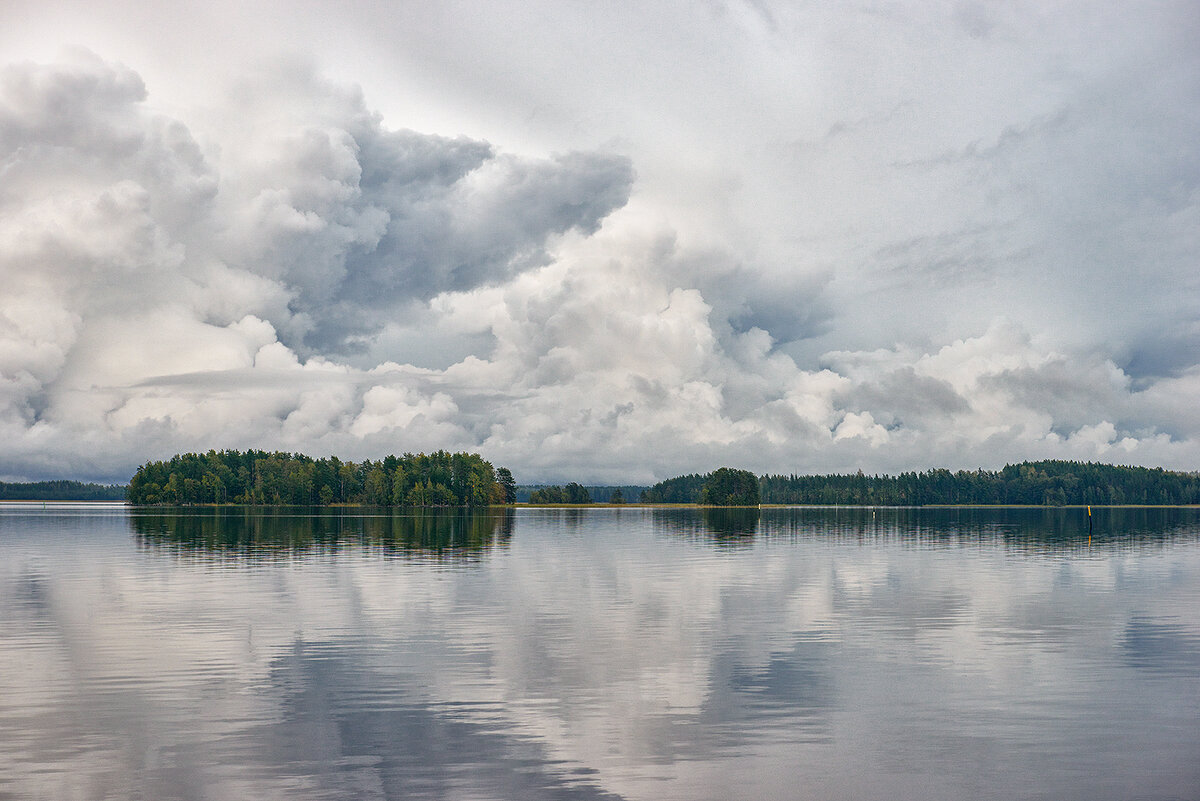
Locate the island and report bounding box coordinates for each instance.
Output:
[126,450,516,507]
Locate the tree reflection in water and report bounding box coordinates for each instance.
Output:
[650,507,761,546]
[131,507,514,562]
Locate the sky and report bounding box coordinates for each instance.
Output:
[1,0,1198,484]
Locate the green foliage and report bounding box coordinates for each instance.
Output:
[640,460,1200,507]
[527,486,562,503]
[126,449,512,507]
[495,467,517,504]
[609,488,625,504]
[758,460,1200,506]
[515,484,646,502]
[700,467,761,506]
[639,473,707,503]
[564,482,591,504]
[0,480,126,501]
[640,469,760,505]
[528,482,592,504]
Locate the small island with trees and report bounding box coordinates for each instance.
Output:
[698,468,760,506]
[126,450,516,507]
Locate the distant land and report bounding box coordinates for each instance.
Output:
[644,460,1200,507]
[516,485,650,504]
[8,458,1200,508]
[0,480,127,501]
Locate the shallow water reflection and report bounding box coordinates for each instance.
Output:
[2,505,1198,800]
[130,506,515,561]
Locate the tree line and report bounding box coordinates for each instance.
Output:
[528,483,593,504]
[0,480,127,501]
[126,449,517,507]
[639,473,707,503]
[642,461,1200,506]
[516,484,647,503]
[638,468,760,506]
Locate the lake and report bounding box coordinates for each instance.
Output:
[1,503,1198,800]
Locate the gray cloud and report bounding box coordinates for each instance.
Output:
[205,69,634,354]
[842,367,971,430]
[0,51,217,244]
[1123,323,1200,382]
[1,2,1200,483]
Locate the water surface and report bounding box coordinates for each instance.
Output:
[1,504,1198,800]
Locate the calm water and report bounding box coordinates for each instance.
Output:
[1,504,1198,801]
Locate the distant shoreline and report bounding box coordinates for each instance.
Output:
[0,479,127,502]
[7,500,1198,510]
[0,499,128,504]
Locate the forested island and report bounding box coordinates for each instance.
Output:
[126,450,516,506]
[0,480,127,501]
[642,460,1200,506]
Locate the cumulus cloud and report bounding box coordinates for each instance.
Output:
[1,37,1199,483]
[208,72,634,353]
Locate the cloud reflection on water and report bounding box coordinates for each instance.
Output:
[1,506,1199,799]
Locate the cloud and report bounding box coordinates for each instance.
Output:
[0,54,634,479]
[1,29,1200,483]
[205,63,635,354]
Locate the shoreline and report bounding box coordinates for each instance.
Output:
[8,500,1200,510]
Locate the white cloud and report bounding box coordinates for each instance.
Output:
[1,3,1199,482]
